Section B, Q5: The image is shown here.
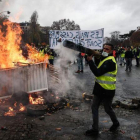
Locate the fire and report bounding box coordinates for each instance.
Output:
[0,20,48,69]
[4,107,16,116]
[26,44,49,63]
[14,101,17,107]
[4,102,26,116]
[19,103,26,112]
[29,94,44,104]
[0,20,26,68]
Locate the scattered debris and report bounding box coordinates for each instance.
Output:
[39,116,45,120]
[102,120,108,123]
[102,128,109,132]
[73,107,79,110]
[130,136,137,140]
[82,93,94,100]
[132,98,140,106]
[0,126,8,131]
[67,102,70,107]
[46,113,51,116]
[112,100,120,108]
[120,100,139,110]
[55,128,61,131]
[120,130,125,134]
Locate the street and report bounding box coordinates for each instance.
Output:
[0,59,140,140]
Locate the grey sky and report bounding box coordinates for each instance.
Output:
[0,0,139,37]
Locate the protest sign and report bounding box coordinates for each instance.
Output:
[49,28,104,50]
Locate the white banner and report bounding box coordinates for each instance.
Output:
[49,28,104,50]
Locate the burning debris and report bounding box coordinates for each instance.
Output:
[4,106,16,116]
[4,102,26,116]
[0,20,68,118]
[0,20,49,99]
[19,103,26,112]
[0,20,48,69]
[1,91,68,117]
[29,94,45,105]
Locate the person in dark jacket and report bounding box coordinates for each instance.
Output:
[85,43,119,136]
[135,47,140,67]
[125,47,133,71]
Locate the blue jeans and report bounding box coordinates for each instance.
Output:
[77,57,83,71]
[120,57,125,65]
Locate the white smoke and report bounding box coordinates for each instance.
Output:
[49,42,87,99]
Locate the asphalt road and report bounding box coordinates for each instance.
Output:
[0,58,140,140]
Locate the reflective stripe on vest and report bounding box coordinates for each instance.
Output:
[103,73,116,77]
[96,79,116,84]
[95,56,117,90]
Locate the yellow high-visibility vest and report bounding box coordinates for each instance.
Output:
[40,49,45,56]
[120,50,125,58]
[136,49,140,58]
[95,56,117,90]
[49,53,54,59]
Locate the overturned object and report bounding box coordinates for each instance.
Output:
[27,104,48,116]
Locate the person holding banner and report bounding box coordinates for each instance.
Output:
[85,43,119,136]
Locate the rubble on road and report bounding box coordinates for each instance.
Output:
[132,98,140,106]
[120,99,139,110]
[82,93,94,100]
[82,93,140,110]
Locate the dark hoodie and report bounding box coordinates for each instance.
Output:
[88,54,116,98]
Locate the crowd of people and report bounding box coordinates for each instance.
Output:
[38,44,140,74]
[74,46,140,73]
[112,46,140,71]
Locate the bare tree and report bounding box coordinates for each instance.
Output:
[51,19,80,30]
[29,11,41,46]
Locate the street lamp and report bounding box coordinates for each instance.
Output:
[0,11,11,15]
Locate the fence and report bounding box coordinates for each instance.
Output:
[0,63,48,98]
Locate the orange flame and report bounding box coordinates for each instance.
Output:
[19,103,26,112]
[0,20,48,69]
[29,94,44,104]
[26,44,49,63]
[4,107,16,116]
[14,101,17,107]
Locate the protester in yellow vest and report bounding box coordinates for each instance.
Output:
[85,43,119,136]
[48,49,54,65]
[119,48,126,66]
[39,46,45,56]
